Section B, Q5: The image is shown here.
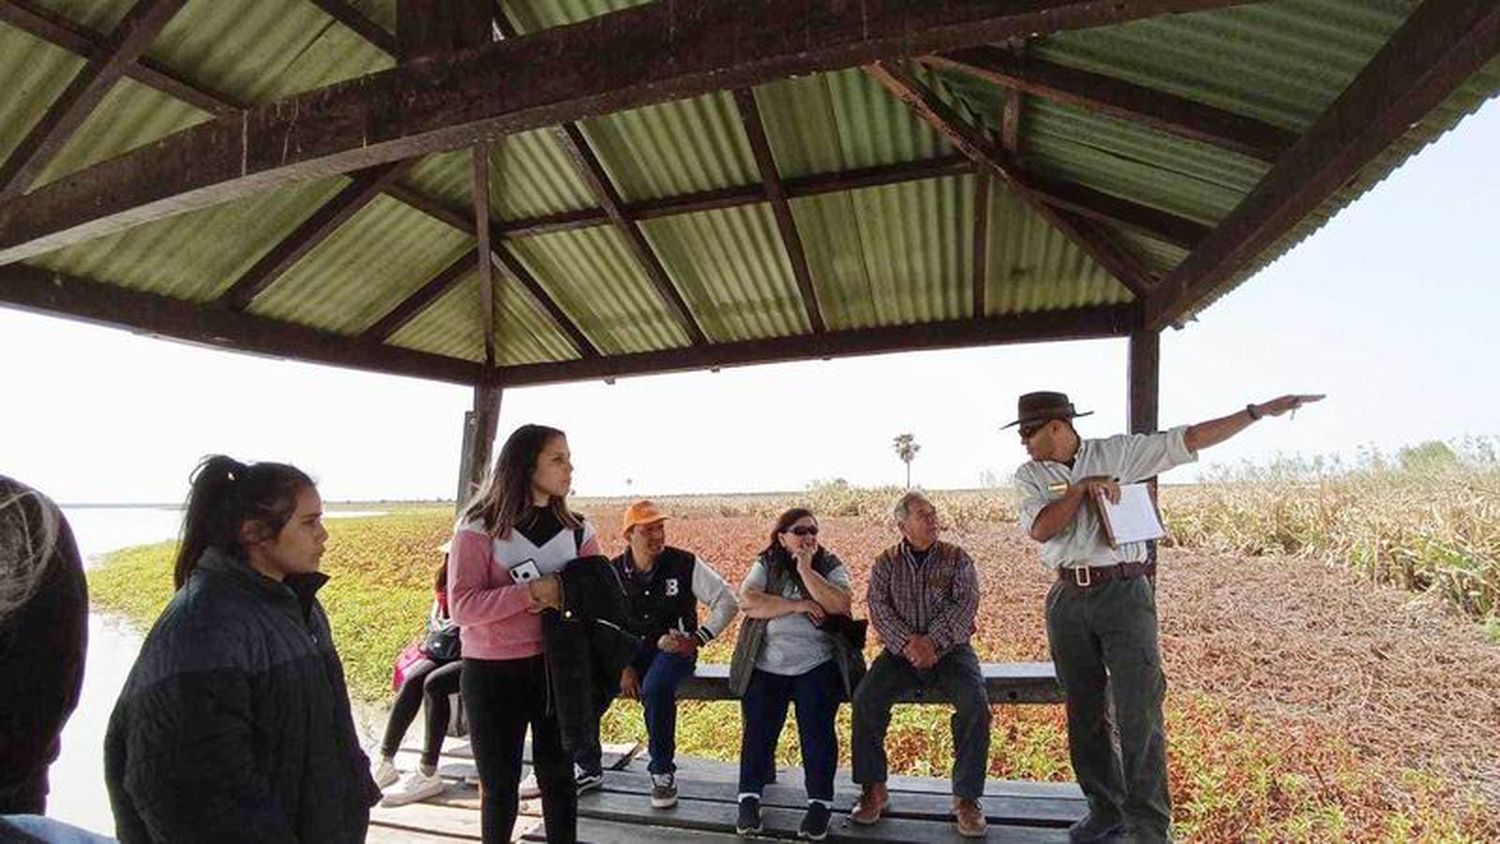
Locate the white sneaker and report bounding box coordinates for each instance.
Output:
[380,771,446,807]
[372,757,399,789]
[518,772,541,799]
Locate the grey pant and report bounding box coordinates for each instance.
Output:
[1046,575,1170,843]
[851,643,992,799]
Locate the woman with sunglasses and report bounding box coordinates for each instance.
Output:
[727,508,856,841]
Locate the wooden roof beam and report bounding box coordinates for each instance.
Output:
[732,88,825,334]
[0,0,188,202]
[865,61,1154,299]
[307,0,399,58]
[496,304,1137,387]
[216,160,414,311]
[0,0,1248,264]
[553,123,708,346]
[0,263,483,385]
[0,0,240,116]
[972,172,990,318]
[923,48,1296,162]
[472,146,497,366]
[1146,0,1500,329]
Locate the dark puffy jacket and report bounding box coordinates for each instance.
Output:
[0,476,87,814]
[105,548,379,843]
[543,555,638,756]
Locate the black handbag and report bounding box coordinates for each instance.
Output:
[421,623,461,663]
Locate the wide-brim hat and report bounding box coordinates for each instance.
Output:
[621,499,669,537]
[1001,391,1094,429]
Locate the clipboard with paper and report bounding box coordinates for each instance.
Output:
[1091,482,1165,547]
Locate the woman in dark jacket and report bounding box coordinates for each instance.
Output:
[729,508,857,841]
[0,474,87,815]
[104,456,379,843]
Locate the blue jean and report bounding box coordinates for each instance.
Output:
[641,650,697,775]
[737,661,840,803]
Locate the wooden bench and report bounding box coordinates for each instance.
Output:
[676,661,1064,704]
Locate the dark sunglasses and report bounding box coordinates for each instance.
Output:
[1018,421,1048,439]
[785,525,819,537]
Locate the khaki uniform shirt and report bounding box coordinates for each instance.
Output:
[1014,426,1197,570]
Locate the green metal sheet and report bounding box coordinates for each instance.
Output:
[26,177,349,302]
[0,25,84,168]
[407,129,601,222]
[28,0,131,32]
[146,0,393,106]
[387,271,485,363]
[387,271,583,365]
[31,77,209,188]
[504,0,650,32]
[984,180,1132,315]
[506,227,690,354]
[580,92,759,202]
[754,67,955,180]
[640,204,807,342]
[791,176,972,331]
[1114,229,1190,278]
[249,195,471,334]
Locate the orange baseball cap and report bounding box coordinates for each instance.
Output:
[621,499,669,537]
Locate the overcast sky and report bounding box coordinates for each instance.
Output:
[3,102,1496,504]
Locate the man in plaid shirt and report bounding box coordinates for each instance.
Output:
[849,491,989,838]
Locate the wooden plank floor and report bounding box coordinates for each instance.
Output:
[369,740,1083,842]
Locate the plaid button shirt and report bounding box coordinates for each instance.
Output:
[867,539,980,656]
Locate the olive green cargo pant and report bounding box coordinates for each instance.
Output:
[1046,574,1170,843]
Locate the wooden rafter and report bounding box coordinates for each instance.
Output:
[0,0,238,116]
[472,146,497,366]
[0,263,482,385]
[0,0,1249,264]
[307,0,399,57]
[0,0,188,202]
[1146,0,1500,329]
[497,305,1137,387]
[553,123,708,346]
[732,88,825,334]
[217,160,413,311]
[923,47,1296,162]
[1000,88,1023,154]
[865,61,1153,298]
[360,247,480,342]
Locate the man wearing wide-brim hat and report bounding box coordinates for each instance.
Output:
[1009,390,1321,843]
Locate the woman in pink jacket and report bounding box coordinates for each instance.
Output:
[448,424,600,844]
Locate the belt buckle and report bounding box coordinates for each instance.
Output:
[1073,566,1092,588]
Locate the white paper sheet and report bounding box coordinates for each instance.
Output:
[1098,483,1165,546]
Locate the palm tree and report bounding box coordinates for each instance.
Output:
[892,433,920,489]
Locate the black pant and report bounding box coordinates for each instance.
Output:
[738,661,841,803]
[462,656,576,844]
[380,658,463,767]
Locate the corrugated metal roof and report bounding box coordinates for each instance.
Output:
[984,178,1135,315]
[249,195,472,334]
[27,178,349,301]
[640,204,807,341]
[792,176,973,331]
[386,271,584,365]
[2,0,1497,378]
[506,227,691,354]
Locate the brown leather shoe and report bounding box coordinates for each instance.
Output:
[954,797,988,838]
[850,783,889,825]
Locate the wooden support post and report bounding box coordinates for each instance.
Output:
[1129,327,1160,435]
[456,383,501,511]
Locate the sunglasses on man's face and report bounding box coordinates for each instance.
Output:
[786,525,819,537]
[1019,421,1048,440]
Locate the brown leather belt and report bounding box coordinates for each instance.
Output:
[1058,561,1155,588]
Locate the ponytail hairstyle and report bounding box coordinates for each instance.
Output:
[463,424,579,538]
[174,455,314,589]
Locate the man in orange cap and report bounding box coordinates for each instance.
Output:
[572,500,738,810]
